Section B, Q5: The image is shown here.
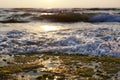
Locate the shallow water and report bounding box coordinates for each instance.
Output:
[0,22,120,34]
[0,22,120,57]
[0,8,120,57]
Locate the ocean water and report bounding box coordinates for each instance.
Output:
[0,8,120,57]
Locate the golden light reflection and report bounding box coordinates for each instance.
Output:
[40,25,60,31]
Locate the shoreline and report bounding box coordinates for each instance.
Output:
[0,53,120,80]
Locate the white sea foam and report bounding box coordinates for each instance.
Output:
[89,13,120,22]
[0,27,120,57]
[0,8,120,57]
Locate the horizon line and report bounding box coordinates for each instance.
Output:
[0,7,120,9]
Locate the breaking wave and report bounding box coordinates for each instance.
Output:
[0,8,120,23]
[89,13,120,22]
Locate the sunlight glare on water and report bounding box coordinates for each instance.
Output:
[40,25,60,31]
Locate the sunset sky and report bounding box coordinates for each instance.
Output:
[0,0,120,8]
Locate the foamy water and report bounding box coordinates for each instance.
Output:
[0,8,120,57]
[0,22,120,57]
